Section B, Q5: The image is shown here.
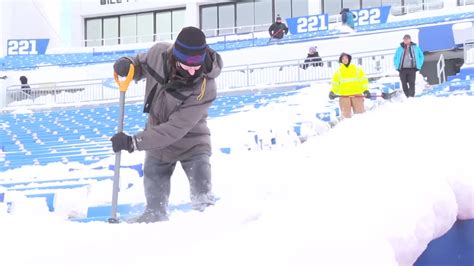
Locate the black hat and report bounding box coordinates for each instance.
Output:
[19,76,28,84]
[172,26,208,66]
[403,34,411,40]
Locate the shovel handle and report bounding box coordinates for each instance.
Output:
[114,64,135,92]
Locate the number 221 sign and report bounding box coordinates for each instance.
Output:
[7,39,49,56]
[286,6,391,35]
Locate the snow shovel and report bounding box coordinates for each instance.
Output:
[108,64,135,224]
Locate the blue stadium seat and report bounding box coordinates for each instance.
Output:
[25,193,55,211]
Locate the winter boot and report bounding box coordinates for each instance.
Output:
[191,193,216,212]
[129,208,169,223]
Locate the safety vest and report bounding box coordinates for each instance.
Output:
[331,63,369,96]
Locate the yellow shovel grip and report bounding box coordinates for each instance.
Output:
[114,64,135,92]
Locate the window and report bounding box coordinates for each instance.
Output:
[85,8,183,46]
[405,0,423,12]
[171,9,185,39]
[219,4,235,35]
[236,1,254,33]
[382,0,403,14]
[201,6,218,37]
[423,0,444,9]
[292,0,309,17]
[120,14,136,44]
[343,0,361,10]
[86,19,102,47]
[459,0,474,5]
[156,11,171,41]
[323,0,342,15]
[103,17,118,45]
[254,0,272,31]
[275,0,292,20]
[382,0,402,7]
[199,0,308,36]
[363,0,382,8]
[137,13,154,43]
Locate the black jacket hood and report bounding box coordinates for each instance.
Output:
[339,52,352,65]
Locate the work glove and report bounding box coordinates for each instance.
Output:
[363,90,371,99]
[329,91,337,100]
[381,92,393,100]
[111,132,135,153]
[113,57,133,77]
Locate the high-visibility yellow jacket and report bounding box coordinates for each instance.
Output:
[331,63,369,96]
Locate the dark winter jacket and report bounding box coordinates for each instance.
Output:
[301,52,323,69]
[19,76,31,95]
[124,42,223,162]
[268,22,289,39]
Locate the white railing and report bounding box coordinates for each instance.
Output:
[5,50,396,108]
[5,79,146,107]
[464,39,474,65]
[437,53,446,84]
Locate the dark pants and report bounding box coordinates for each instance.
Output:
[399,68,417,97]
[143,153,215,213]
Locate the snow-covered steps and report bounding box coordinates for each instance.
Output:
[420,79,474,97]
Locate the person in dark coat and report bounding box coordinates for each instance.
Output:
[301,46,323,70]
[111,26,223,223]
[19,76,31,95]
[340,8,356,29]
[268,14,289,40]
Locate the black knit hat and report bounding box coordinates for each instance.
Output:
[172,26,208,66]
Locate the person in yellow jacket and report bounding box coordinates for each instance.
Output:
[329,53,371,118]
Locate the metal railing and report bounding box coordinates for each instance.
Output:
[464,39,474,65]
[5,79,146,107]
[5,50,397,107]
[437,53,446,84]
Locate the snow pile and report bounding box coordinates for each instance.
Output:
[0,86,473,266]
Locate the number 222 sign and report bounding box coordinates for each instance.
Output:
[353,6,391,27]
[7,39,49,55]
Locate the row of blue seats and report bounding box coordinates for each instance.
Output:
[447,66,474,82]
[0,89,302,171]
[2,11,474,70]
